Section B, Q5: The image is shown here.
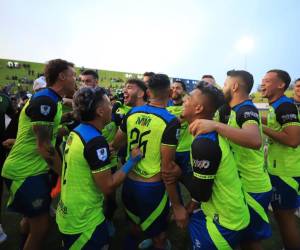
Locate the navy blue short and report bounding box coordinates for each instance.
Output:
[122,178,169,238]
[270,174,300,210]
[241,191,272,242]
[175,151,192,175]
[4,173,51,218]
[62,221,109,250]
[189,210,243,249]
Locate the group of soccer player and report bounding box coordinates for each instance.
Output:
[1,58,300,250]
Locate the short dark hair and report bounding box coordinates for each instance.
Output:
[148,74,170,93]
[44,59,74,86]
[173,80,187,92]
[267,69,291,91]
[126,78,148,101]
[227,70,254,94]
[202,74,214,80]
[295,78,300,84]
[81,69,99,80]
[73,87,107,121]
[196,81,225,113]
[143,72,155,77]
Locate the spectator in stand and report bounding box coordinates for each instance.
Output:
[33,76,47,92]
[0,89,16,244]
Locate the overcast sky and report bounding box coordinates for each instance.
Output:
[1,0,299,89]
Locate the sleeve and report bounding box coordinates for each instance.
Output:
[25,96,57,123]
[275,102,300,126]
[217,104,231,124]
[119,112,129,133]
[188,138,222,202]
[83,136,112,173]
[112,102,122,126]
[161,118,181,146]
[236,105,260,128]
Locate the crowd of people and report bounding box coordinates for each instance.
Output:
[0,58,300,250]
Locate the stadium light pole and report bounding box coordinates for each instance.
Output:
[236,36,254,70]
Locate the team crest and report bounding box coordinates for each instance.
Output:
[96,148,108,161]
[32,199,43,208]
[40,105,51,116]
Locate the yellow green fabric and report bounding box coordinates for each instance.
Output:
[267,104,300,177]
[228,110,272,193]
[56,132,105,234]
[2,98,62,179]
[199,135,250,231]
[167,105,193,152]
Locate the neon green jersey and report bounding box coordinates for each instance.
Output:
[2,88,62,179]
[228,100,271,193]
[121,104,180,178]
[167,105,193,152]
[113,101,131,127]
[266,96,300,177]
[191,132,250,231]
[102,121,118,167]
[56,123,111,234]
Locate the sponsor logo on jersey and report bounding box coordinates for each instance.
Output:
[281,113,297,122]
[97,148,108,161]
[244,111,259,119]
[193,159,210,169]
[136,115,152,127]
[40,105,51,115]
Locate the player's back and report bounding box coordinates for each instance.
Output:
[122,104,179,180]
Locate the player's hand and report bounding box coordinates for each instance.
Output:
[130,147,142,162]
[189,119,217,136]
[109,143,116,156]
[2,138,15,149]
[173,204,189,229]
[161,161,182,185]
[185,199,199,215]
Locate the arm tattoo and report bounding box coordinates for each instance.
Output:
[33,125,53,145]
[33,125,55,166]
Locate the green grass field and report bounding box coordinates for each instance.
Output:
[0,58,141,92]
[1,183,299,250]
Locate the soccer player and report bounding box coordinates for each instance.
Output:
[143,72,155,86]
[113,74,186,249]
[104,79,147,234]
[56,87,141,250]
[292,78,300,110]
[167,80,193,178]
[111,79,147,165]
[79,69,99,88]
[182,83,250,249]
[261,69,300,250]
[1,59,76,250]
[201,74,216,86]
[190,70,272,250]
